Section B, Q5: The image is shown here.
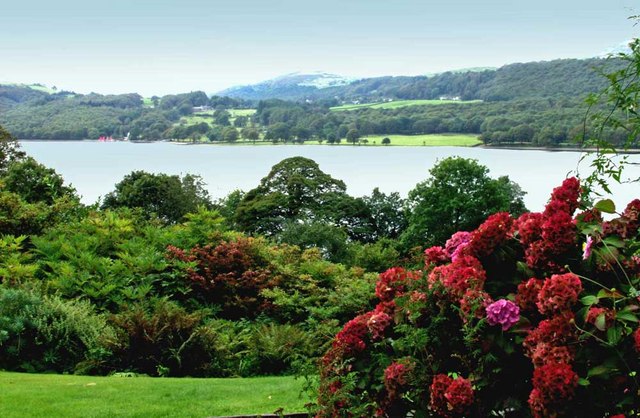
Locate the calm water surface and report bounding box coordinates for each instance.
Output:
[19,141,640,212]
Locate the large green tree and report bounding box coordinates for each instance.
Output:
[235,157,372,239]
[401,156,526,249]
[3,157,78,205]
[102,171,211,223]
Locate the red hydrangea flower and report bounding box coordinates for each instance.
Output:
[429,374,453,416]
[429,374,474,417]
[440,255,487,298]
[468,212,513,258]
[424,246,449,266]
[532,362,578,403]
[523,312,576,358]
[634,328,640,353]
[586,306,615,330]
[444,377,474,415]
[367,311,392,340]
[333,312,372,356]
[486,299,520,331]
[530,343,574,368]
[516,278,544,312]
[384,361,412,399]
[536,273,582,315]
[459,288,492,320]
[622,198,640,236]
[375,267,420,302]
[527,388,546,418]
[547,177,581,215]
[374,300,396,316]
[519,178,581,272]
[516,212,544,246]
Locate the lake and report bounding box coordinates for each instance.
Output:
[18,141,640,213]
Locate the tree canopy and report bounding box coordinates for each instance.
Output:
[401,156,526,249]
[235,157,365,238]
[102,171,211,223]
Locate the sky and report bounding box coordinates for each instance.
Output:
[0,0,637,96]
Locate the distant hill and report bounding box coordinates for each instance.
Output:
[218,72,357,101]
[0,55,628,144]
[217,58,623,103]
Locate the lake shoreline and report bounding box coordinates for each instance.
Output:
[19,138,640,154]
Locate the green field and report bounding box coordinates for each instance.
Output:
[228,108,256,117]
[330,99,482,111]
[362,133,481,146]
[179,114,215,127]
[0,372,309,417]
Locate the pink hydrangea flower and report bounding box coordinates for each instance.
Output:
[486,299,520,331]
[582,235,594,260]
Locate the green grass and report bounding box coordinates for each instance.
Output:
[175,133,481,147]
[228,108,256,117]
[180,114,215,127]
[0,372,310,418]
[362,133,482,146]
[330,99,482,111]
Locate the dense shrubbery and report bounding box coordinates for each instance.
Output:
[0,286,113,373]
[316,178,640,417]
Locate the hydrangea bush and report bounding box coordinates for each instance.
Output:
[317,178,640,417]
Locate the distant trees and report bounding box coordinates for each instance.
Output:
[102,171,212,223]
[381,137,391,145]
[346,128,360,144]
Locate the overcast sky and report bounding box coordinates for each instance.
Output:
[0,0,637,96]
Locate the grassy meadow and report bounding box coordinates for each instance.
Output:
[330,99,482,111]
[0,372,310,418]
[362,133,482,146]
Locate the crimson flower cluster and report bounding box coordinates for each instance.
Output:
[529,363,579,418]
[383,361,412,400]
[375,267,420,302]
[518,178,580,272]
[429,374,474,417]
[536,273,583,315]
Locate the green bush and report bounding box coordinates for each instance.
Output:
[100,297,213,377]
[0,286,113,373]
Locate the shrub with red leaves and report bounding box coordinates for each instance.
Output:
[166,237,279,319]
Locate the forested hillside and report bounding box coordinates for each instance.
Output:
[220,58,623,102]
[0,56,629,147]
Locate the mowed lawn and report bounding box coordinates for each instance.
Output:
[0,372,310,418]
[363,133,482,146]
[330,99,482,111]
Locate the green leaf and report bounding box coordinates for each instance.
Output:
[603,236,625,249]
[594,199,616,213]
[578,378,590,386]
[595,313,607,331]
[616,311,639,323]
[587,365,611,378]
[580,295,599,306]
[607,326,622,345]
